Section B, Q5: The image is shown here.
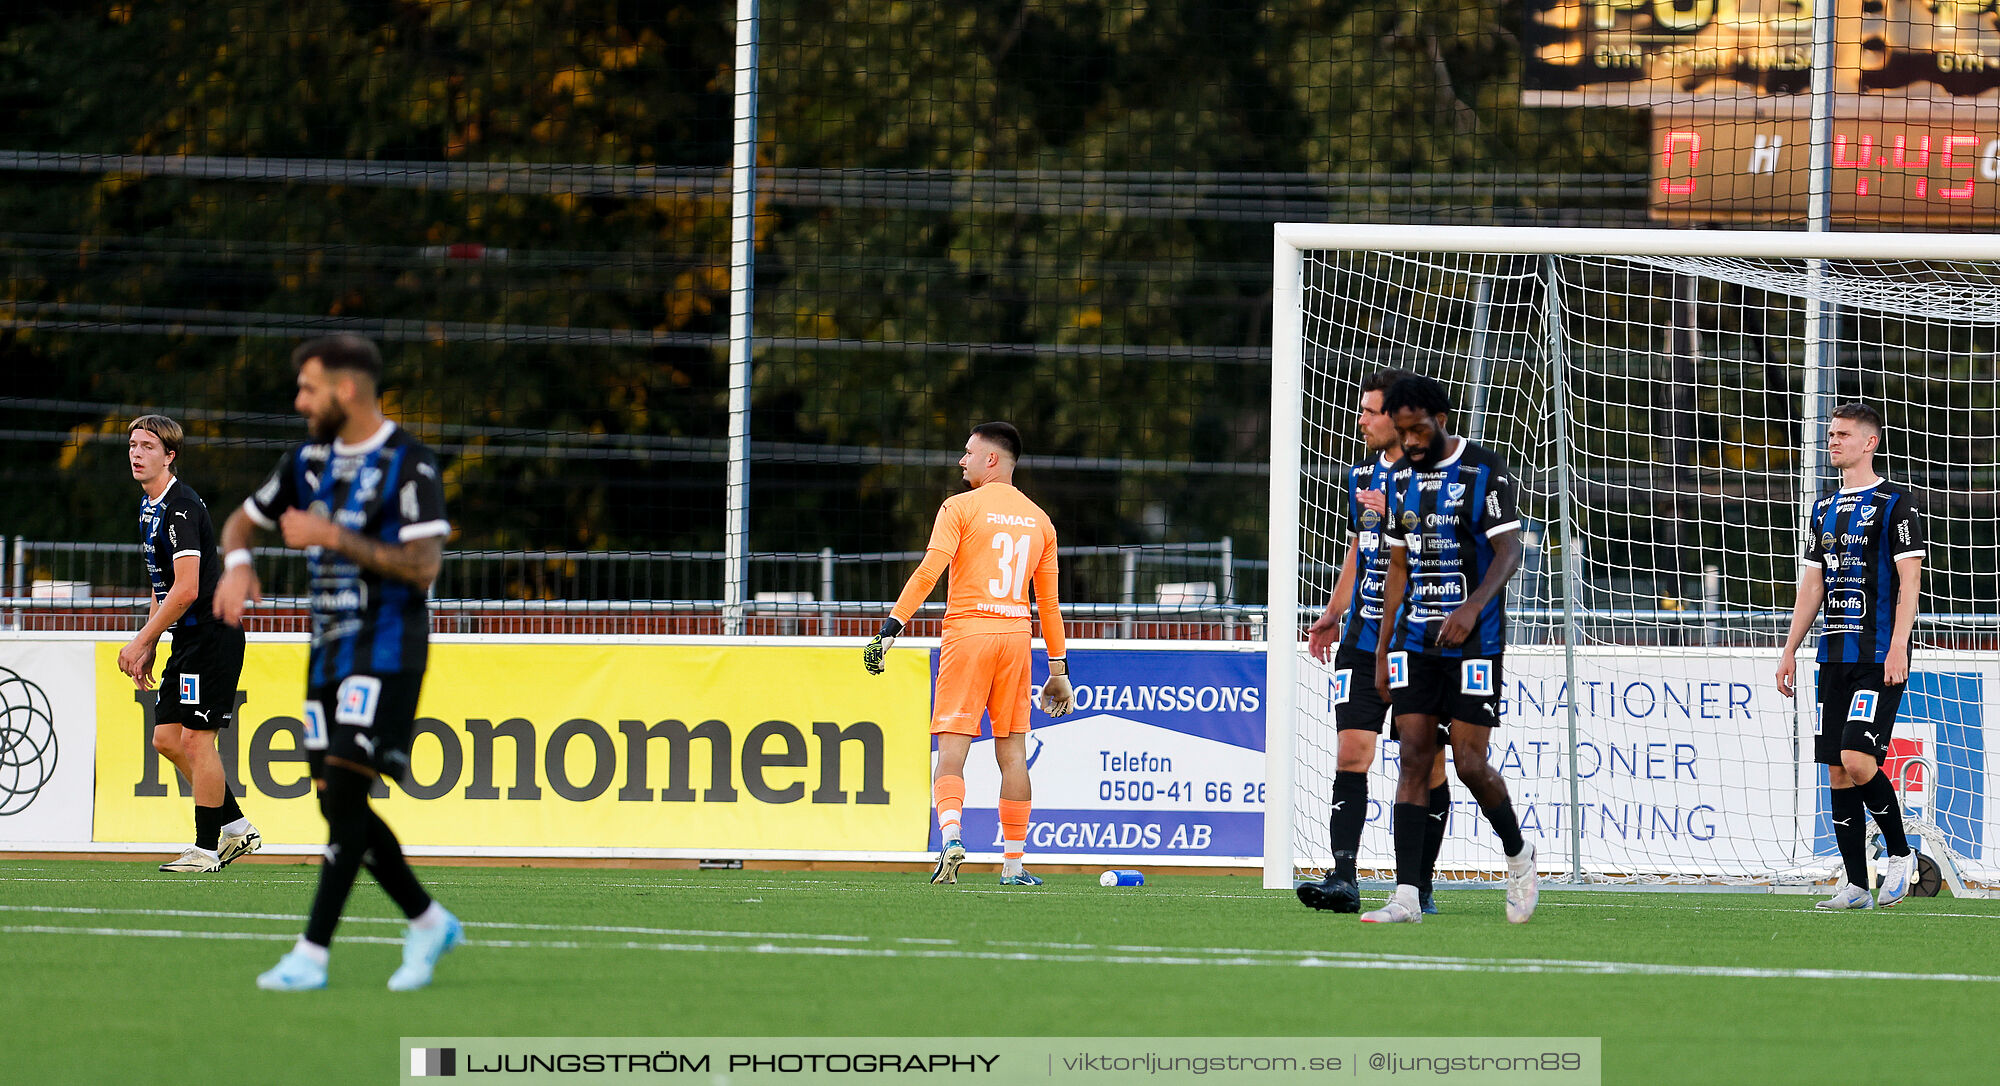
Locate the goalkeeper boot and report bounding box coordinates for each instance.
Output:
[999,869,1044,886]
[930,839,966,885]
[256,948,328,992]
[1359,886,1421,924]
[217,824,263,866]
[1815,882,1874,911]
[388,907,464,992]
[1296,874,1361,914]
[1504,843,1539,924]
[159,846,222,873]
[1876,853,1914,909]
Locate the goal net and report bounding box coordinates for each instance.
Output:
[1265,225,2000,892]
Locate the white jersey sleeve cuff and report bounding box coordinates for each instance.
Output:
[242,498,276,530]
[171,549,203,561]
[399,520,452,542]
[1484,520,1522,539]
[1387,536,1407,549]
[1892,549,1925,562]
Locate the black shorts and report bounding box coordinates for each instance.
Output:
[1332,643,1393,733]
[155,623,246,730]
[1387,650,1503,731]
[304,670,425,782]
[1815,661,1904,766]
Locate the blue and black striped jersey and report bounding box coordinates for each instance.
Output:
[1801,479,1925,665]
[1340,453,1397,654]
[139,477,221,631]
[244,422,450,682]
[1380,440,1521,658]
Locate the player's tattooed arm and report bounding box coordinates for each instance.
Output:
[278,509,444,589]
[331,530,445,590]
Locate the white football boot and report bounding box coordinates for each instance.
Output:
[1359,885,1423,924]
[1815,882,1875,911]
[1504,843,1539,924]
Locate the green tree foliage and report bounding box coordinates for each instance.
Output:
[1,0,1647,595]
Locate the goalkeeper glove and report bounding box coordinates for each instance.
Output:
[1040,657,1075,717]
[862,617,903,675]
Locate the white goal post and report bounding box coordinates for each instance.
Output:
[1266,224,2000,893]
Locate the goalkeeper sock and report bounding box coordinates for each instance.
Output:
[998,798,1030,872]
[1421,781,1452,893]
[1329,771,1368,881]
[1856,774,1911,856]
[933,775,965,842]
[1392,802,1427,888]
[1830,785,1869,886]
[1478,797,1525,858]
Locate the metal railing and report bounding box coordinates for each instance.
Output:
[0,536,1263,639]
[12,535,1997,648]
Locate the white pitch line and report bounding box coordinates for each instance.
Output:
[10,921,2000,984]
[0,904,873,943]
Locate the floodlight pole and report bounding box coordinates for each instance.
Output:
[723,0,761,636]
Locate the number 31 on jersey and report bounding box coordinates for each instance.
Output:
[988,532,1032,601]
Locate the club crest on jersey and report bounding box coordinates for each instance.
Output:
[1461,659,1494,697]
[1387,651,1410,689]
[1331,669,1352,707]
[1858,504,1878,526]
[1445,482,1466,507]
[1847,690,1878,722]
[1402,510,1419,530]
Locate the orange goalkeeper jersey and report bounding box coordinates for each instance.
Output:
[890,482,1068,657]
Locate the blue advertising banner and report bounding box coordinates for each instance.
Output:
[932,648,1267,863]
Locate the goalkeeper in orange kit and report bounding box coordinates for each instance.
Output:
[863,422,1075,886]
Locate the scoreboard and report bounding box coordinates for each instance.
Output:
[1525,0,2000,223]
[1652,118,2000,221]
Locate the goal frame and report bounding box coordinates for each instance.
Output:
[1263,224,2000,891]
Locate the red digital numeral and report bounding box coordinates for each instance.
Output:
[1891,135,1930,168]
[1832,134,1876,168]
[1659,130,1700,196]
[1942,135,1977,199]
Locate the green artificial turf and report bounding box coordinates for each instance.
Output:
[3,860,1995,1084]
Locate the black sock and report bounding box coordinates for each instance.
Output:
[1856,774,1910,857]
[218,789,244,824]
[1329,771,1369,881]
[362,809,433,920]
[1830,786,1869,887]
[1422,781,1452,892]
[304,768,373,948]
[193,804,223,851]
[1479,797,1525,858]
[1392,801,1428,891]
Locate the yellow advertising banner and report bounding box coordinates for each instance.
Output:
[93,641,933,852]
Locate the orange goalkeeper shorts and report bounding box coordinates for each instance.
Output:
[932,631,1032,737]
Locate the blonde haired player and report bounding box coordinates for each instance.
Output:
[863,422,1076,886]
